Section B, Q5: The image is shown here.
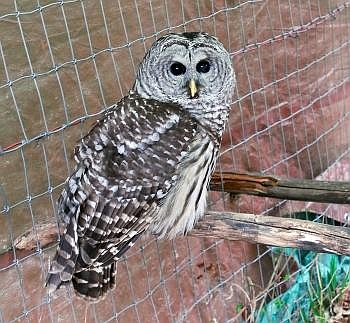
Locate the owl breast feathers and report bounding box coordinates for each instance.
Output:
[47,32,235,301]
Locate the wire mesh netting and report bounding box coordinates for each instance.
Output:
[0,0,350,322]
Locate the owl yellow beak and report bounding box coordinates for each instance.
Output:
[188,79,198,98]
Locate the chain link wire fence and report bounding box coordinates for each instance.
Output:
[0,0,349,322]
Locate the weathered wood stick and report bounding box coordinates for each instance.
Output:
[2,171,349,269]
[8,211,350,259]
[190,211,350,255]
[210,172,350,204]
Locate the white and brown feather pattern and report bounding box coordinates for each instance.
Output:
[46,94,205,300]
[150,135,217,238]
[46,32,235,301]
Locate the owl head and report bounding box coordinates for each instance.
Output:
[133,32,235,108]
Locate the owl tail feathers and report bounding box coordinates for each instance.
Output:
[46,245,117,301]
[46,217,79,294]
[45,244,78,294]
[72,262,117,301]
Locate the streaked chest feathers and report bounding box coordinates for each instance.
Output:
[150,135,216,238]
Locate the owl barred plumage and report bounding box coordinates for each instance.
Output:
[46,32,235,300]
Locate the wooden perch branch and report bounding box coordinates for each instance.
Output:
[190,211,350,255]
[8,211,350,259]
[1,171,349,269]
[210,172,350,204]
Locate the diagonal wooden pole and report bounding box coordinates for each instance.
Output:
[210,172,350,204]
[1,171,349,269]
[190,211,350,255]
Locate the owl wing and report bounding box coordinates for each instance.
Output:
[47,93,200,299]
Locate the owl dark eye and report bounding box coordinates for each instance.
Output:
[170,62,186,76]
[196,60,210,73]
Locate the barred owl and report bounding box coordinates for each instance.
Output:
[47,32,235,301]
